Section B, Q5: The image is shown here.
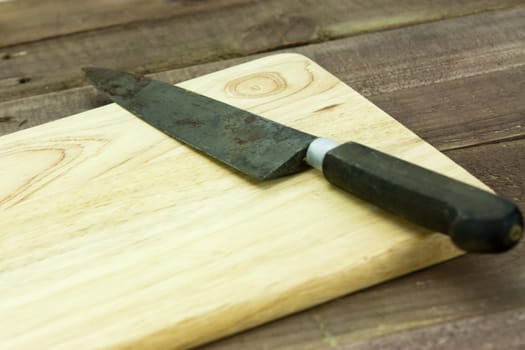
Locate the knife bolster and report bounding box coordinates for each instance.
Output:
[305,137,339,170]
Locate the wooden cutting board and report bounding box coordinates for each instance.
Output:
[0,53,481,350]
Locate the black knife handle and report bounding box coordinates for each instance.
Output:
[321,142,523,253]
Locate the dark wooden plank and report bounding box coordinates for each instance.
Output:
[0,0,245,47]
[201,139,525,349]
[1,1,525,102]
[446,139,525,206]
[369,67,525,151]
[2,0,522,48]
[346,306,525,350]
[2,6,524,144]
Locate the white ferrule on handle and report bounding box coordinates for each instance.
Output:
[305,137,340,171]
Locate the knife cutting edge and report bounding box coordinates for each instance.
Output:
[83,67,523,254]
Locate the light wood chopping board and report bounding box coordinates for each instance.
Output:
[1,53,481,350]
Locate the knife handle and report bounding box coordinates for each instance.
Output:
[306,139,523,253]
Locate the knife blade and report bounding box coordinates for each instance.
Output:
[84,67,523,253]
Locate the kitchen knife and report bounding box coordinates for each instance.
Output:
[84,67,523,253]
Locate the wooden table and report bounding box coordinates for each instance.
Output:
[1,1,524,349]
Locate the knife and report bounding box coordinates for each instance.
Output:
[83,67,523,253]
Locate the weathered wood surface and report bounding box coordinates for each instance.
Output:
[2,6,525,140]
[347,306,525,350]
[1,1,524,349]
[2,0,522,48]
[0,0,246,47]
[1,0,524,102]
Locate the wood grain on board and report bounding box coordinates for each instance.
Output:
[203,138,525,349]
[1,0,524,102]
[0,53,480,350]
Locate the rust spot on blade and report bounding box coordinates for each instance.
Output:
[234,129,267,145]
